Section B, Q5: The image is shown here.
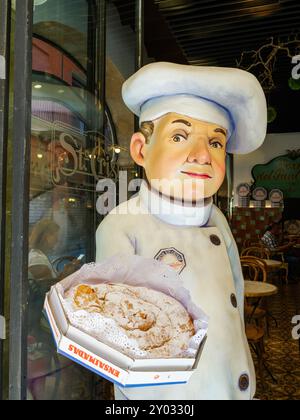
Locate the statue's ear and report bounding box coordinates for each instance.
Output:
[130,132,147,167]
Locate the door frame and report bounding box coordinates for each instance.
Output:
[7,0,143,400]
[8,0,109,400]
[0,0,11,401]
[9,0,33,401]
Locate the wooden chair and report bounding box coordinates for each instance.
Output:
[257,241,289,283]
[267,250,289,284]
[241,258,278,387]
[241,258,269,387]
[242,238,263,249]
[242,239,251,249]
[241,257,267,317]
[246,321,278,388]
[245,324,266,388]
[241,257,275,335]
[241,246,288,284]
[240,256,268,283]
[241,246,270,259]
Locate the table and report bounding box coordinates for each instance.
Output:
[244,281,278,384]
[244,281,278,298]
[244,281,278,323]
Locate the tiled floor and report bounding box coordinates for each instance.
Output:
[253,282,300,400]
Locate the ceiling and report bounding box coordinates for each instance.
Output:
[113,0,300,134]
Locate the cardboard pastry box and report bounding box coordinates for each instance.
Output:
[44,285,207,388]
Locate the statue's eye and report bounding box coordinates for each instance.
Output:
[210,139,224,149]
[172,134,187,143]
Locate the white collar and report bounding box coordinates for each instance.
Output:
[139,181,213,227]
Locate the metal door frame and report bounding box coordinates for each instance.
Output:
[7,0,144,400]
[9,0,33,401]
[0,0,11,401]
[8,0,108,400]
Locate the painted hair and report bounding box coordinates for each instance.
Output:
[140,121,154,144]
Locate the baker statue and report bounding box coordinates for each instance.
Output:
[96,62,267,400]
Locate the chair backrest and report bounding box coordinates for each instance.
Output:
[240,246,270,259]
[242,239,253,249]
[241,258,259,282]
[242,238,263,249]
[240,256,268,283]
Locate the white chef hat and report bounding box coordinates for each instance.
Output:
[122,62,267,154]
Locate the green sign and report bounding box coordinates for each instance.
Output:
[252,154,300,199]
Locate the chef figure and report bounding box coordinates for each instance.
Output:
[96,62,267,400]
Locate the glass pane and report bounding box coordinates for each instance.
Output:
[106,0,138,198]
[25,0,139,400]
[27,0,109,400]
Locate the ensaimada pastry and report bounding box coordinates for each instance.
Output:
[62,283,195,359]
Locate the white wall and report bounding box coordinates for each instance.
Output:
[233,132,300,205]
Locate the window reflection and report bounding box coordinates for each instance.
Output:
[26,0,134,400]
[27,0,116,400]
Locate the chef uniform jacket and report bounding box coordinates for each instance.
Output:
[96,182,255,400]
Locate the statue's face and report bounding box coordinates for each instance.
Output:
[132,113,227,202]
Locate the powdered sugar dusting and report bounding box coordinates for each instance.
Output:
[60,283,196,359]
[56,256,209,360]
[61,294,147,358]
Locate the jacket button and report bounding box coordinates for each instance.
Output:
[231,293,238,308]
[239,374,250,391]
[210,235,221,246]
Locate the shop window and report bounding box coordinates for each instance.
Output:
[27,0,118,400]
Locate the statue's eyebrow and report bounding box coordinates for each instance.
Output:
[214,127,227,137]
[171,119,192,127]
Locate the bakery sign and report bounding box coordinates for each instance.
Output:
[236,183,250,197]
[51,122,118,192]
[252,152,300,199]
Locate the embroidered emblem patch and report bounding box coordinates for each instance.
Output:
[154,248,186,274]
